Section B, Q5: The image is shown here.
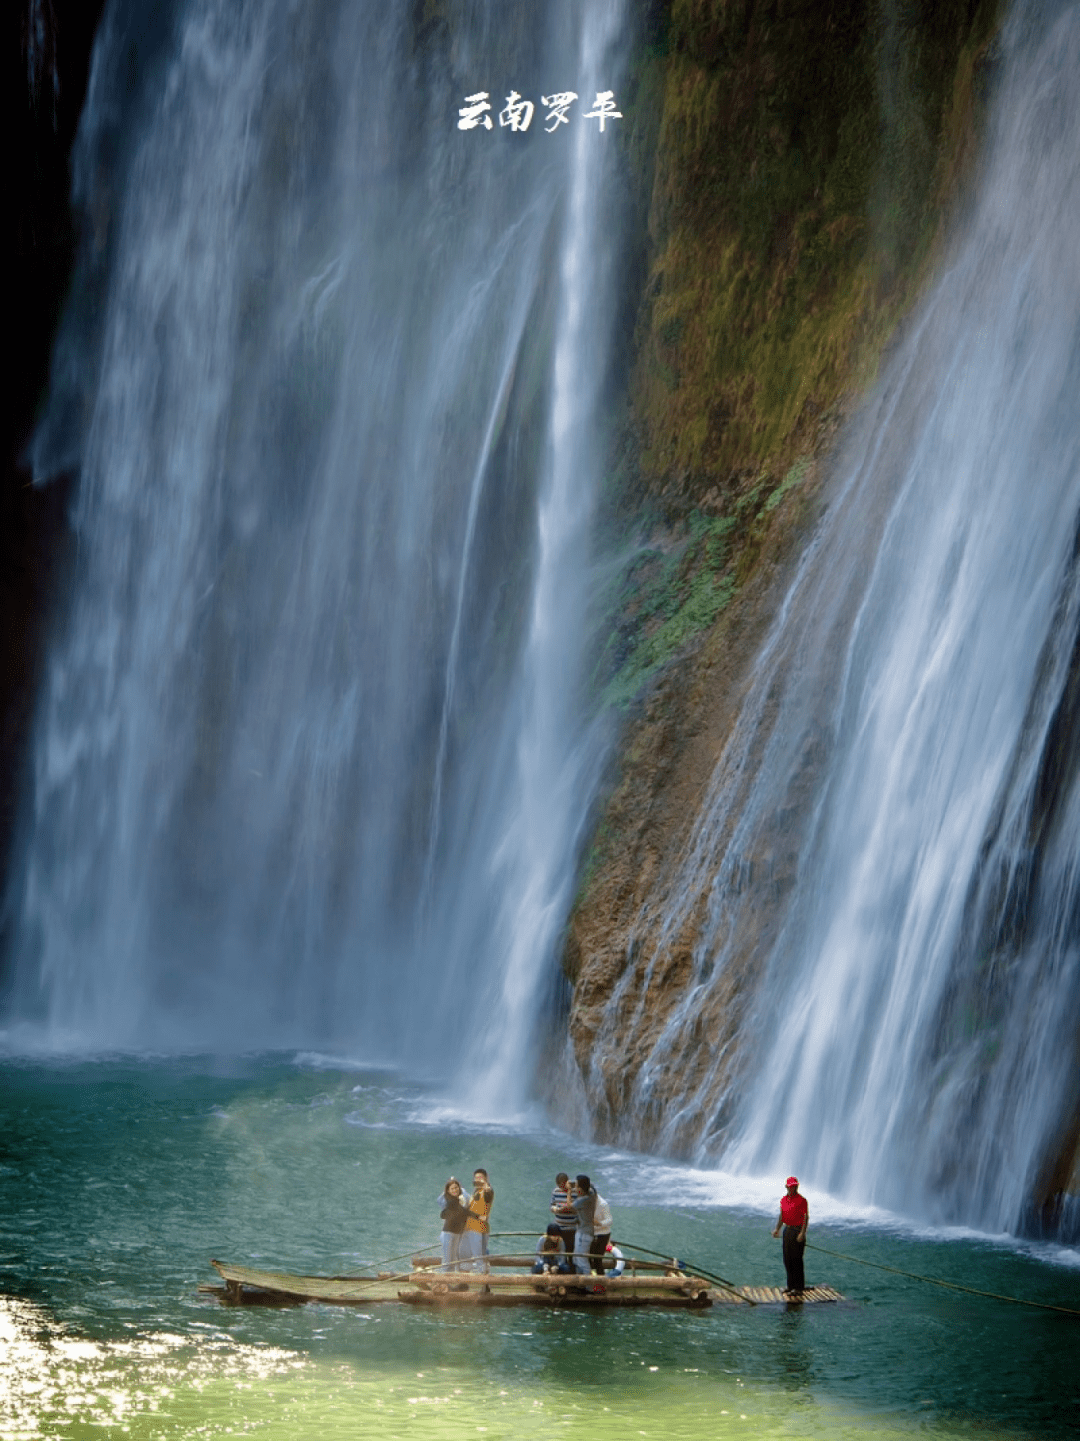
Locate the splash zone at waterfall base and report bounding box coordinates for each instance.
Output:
[202,1249,845,1309]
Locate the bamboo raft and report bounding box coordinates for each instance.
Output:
[737,1285,844,1304]
[201,1259,844,1309]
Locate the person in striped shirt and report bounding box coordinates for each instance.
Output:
[550,1172,577,1261]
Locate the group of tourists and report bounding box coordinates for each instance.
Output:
[537,1172,621,1276]
[436,1168,622,1277]
[437,1169,494,1274]
[437,1166,809,1294]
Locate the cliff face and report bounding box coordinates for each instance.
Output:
[561,0,1007,1154]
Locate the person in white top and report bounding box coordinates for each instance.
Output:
[590,1190,613,1274]
[605,1241,625,1276]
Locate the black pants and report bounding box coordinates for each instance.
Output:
[782,1226,806,1293]
[589,1232,610,1275]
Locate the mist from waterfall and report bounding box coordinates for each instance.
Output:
[604,0,1080,1235]
[4,0,627,1104]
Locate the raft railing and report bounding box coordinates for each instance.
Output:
[340,1232,754,1304]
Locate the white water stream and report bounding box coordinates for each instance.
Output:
[602,0,1080,1236]
[6,0,627,1107]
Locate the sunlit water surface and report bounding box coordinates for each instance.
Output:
[0,1055,1076,1438]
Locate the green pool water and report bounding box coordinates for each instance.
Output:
[0,1055,1075,1438]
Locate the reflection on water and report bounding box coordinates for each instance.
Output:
[0,1296,302,1436]
[0,1295,1004,1441]
[774,1308,815,1393]
[0,1055,1076,1438]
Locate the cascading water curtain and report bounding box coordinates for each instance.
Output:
[588,0,1080,1237]
[4,0,627,1103]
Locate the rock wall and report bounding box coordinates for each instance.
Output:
[561,0,1004,1148]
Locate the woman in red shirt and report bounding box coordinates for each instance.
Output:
[771,1176,809,1295]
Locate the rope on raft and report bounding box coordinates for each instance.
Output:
[254,1233,1078,1316]
[805,1241,1080,1318]
[608,1238,751,1305]
[345,1233,753,1303]
[472,1233,747,1299]
[331,1240,450,1290]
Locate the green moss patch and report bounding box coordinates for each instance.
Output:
[626,0,1001,516]
[599,475,814,708]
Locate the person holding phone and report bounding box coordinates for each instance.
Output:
[460,1168,494,1274]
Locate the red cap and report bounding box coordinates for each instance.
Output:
[785,1176,799,1188]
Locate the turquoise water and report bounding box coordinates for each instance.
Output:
[1,1055,1076,1438]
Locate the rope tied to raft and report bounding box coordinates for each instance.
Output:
[344,1233,753,1303]
[805,1241,1080,1318]
[477,1233,752,1302]
[610,1239,753,1305]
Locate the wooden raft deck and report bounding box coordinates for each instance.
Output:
[202,1261,844,1309]
[731,1285,844,1305]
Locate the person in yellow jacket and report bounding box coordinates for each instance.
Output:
[460,1168,494,1274]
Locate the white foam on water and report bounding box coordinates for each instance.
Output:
[292,1051,403,1076]
[591,1148,1080,1270]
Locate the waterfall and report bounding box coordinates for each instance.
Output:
[596,1,1080,1236]
[5,0,627,1099]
